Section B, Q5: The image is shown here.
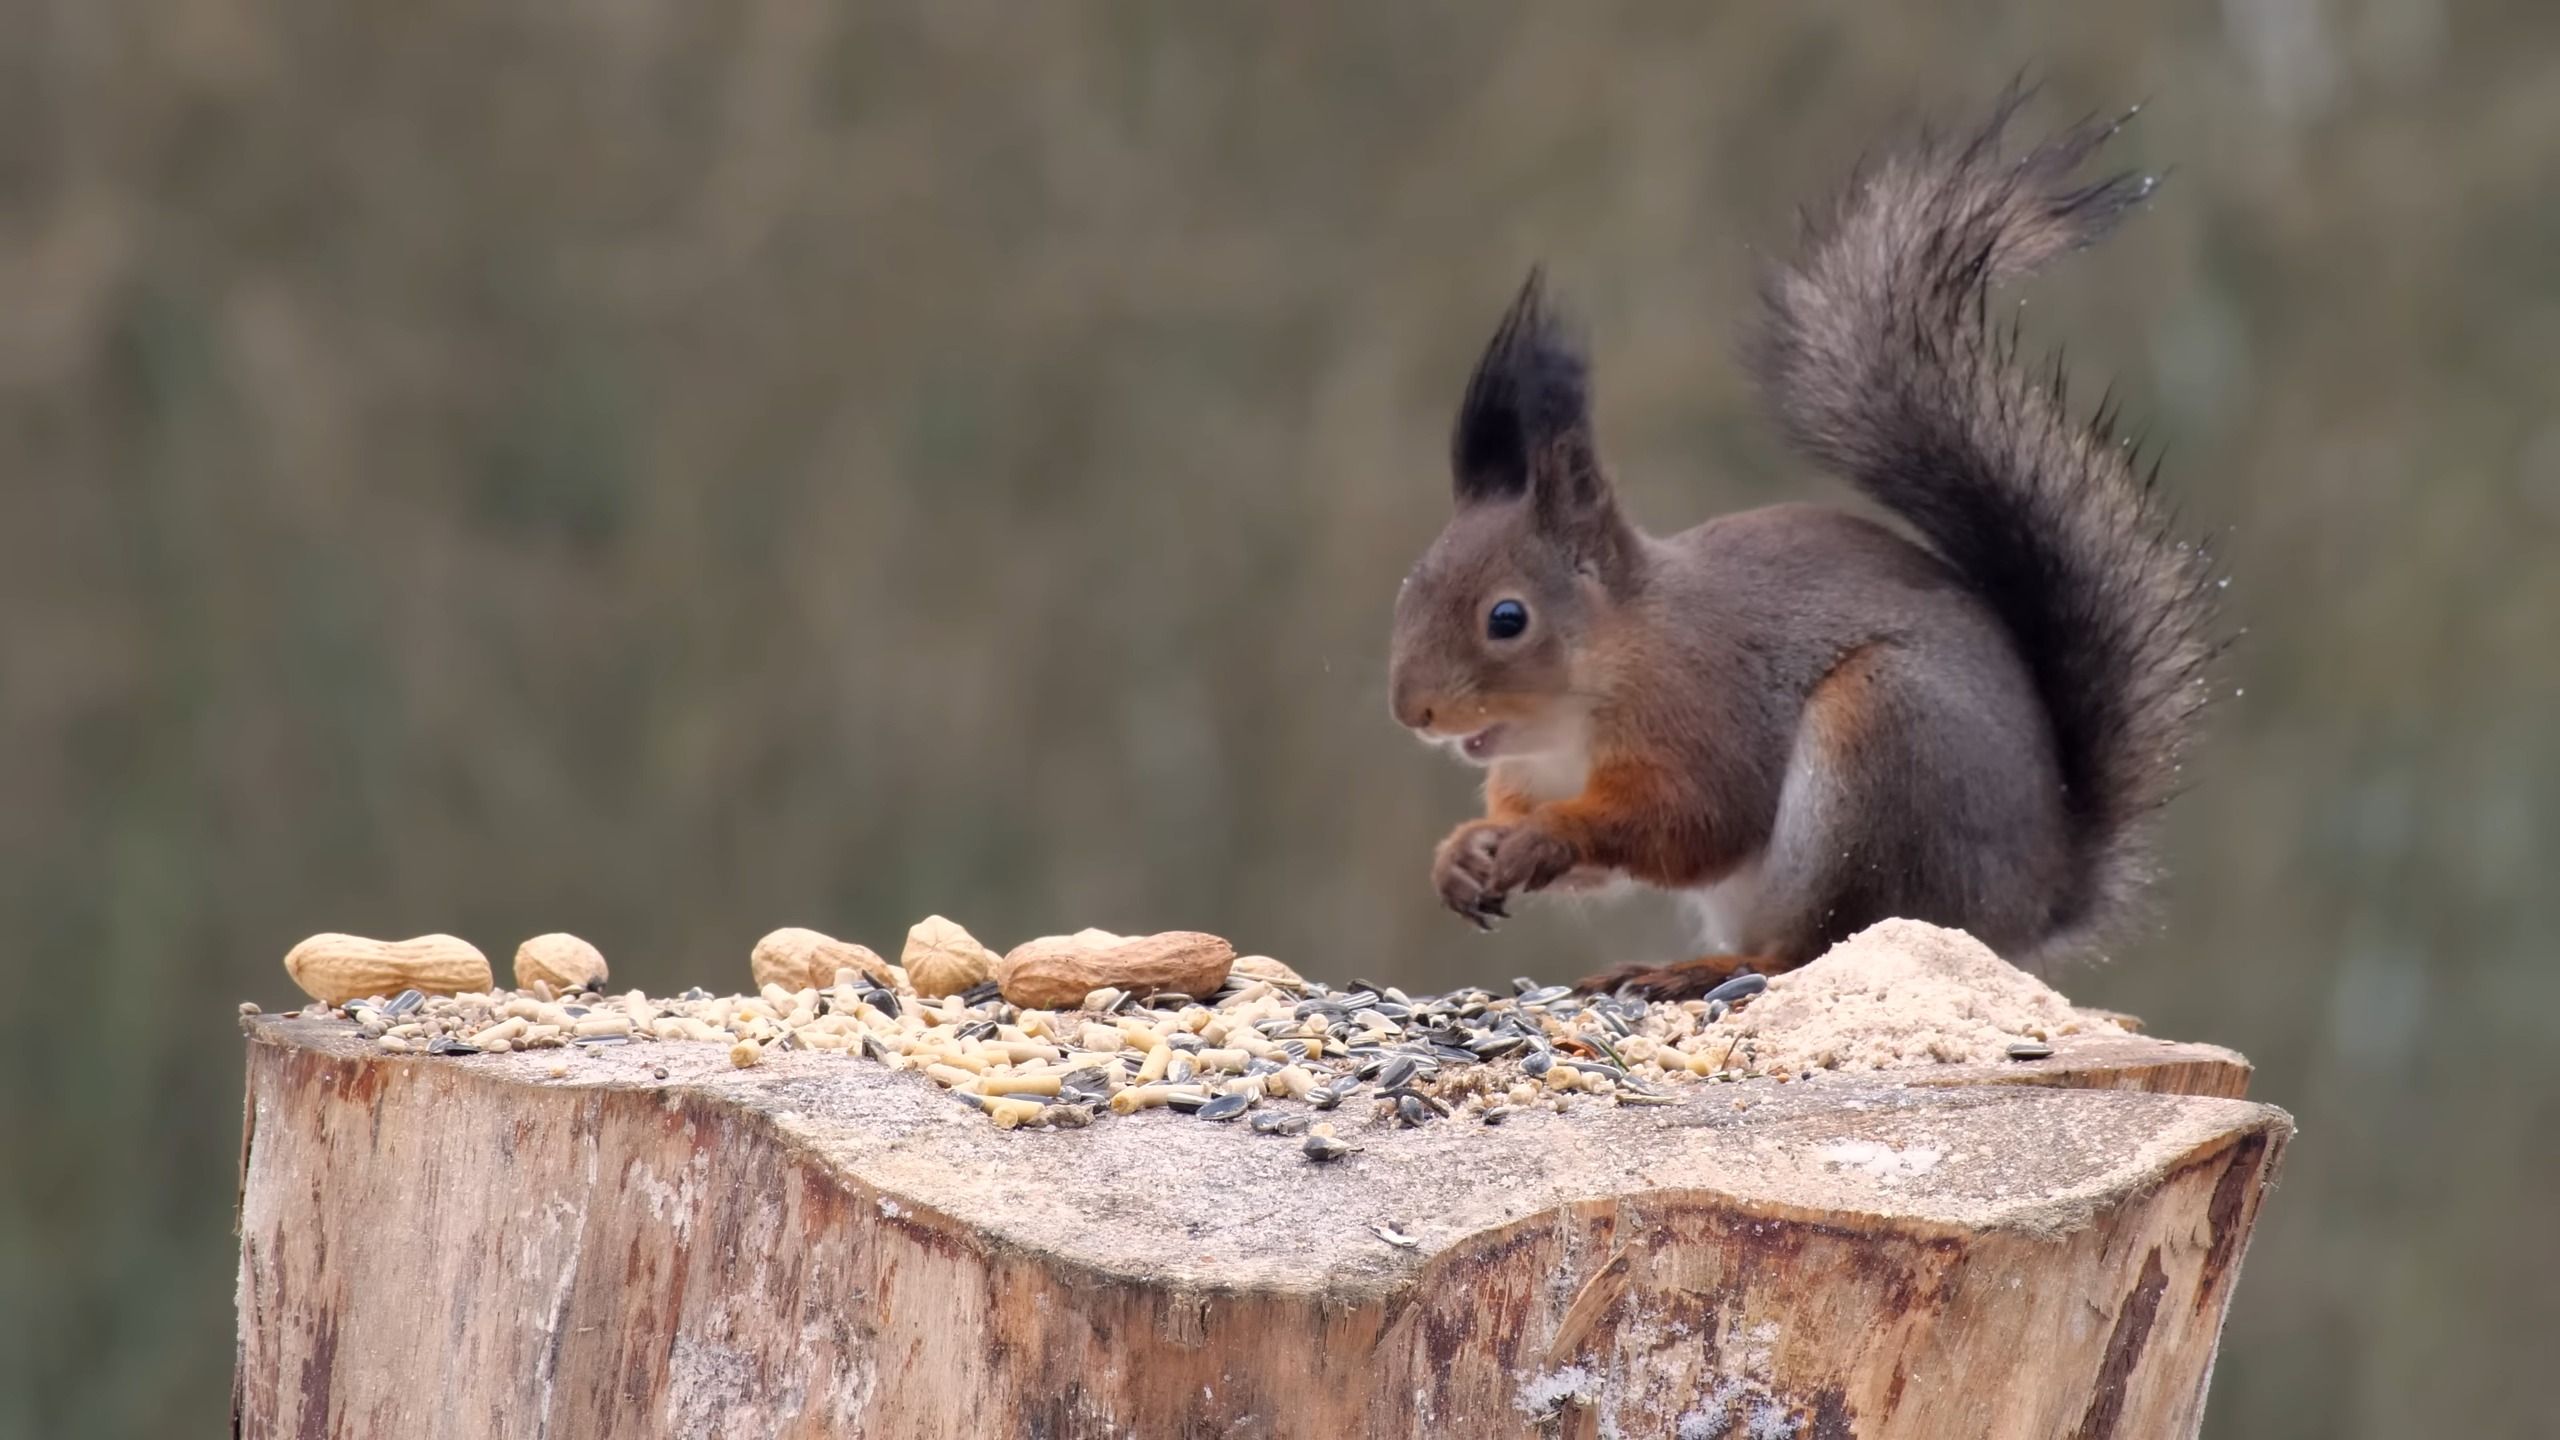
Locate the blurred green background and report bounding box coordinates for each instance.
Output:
[4,1,2556,1435]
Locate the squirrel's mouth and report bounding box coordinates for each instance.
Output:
[1458,725,1508,762]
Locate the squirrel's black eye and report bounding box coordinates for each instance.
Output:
[1486,599,1529,641]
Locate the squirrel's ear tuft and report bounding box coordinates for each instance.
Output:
[1450,267,1596,507]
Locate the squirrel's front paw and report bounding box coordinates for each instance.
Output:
[1487,825,1578,900]
[1433,821,1512,929]
[1433,821,1580,929]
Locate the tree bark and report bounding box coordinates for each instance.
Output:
[235,1018,2287,1439]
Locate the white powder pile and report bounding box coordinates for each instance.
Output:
[1733,919,2123,1075]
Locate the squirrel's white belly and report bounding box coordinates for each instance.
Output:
[1678,862,1766,952]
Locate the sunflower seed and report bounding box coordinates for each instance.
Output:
[1303,1134,1355,1162]
[1703,973,1768,1005]
[1251,1111,1311,1136]
[2005,1040,2055,1061]
[382,989,424,1018]
[1195,1092,1251,1121]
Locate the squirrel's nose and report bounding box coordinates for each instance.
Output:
[1389,676,1434,732]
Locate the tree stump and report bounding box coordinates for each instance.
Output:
[234,1017,2287,1438]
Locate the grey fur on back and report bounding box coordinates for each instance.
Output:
[1747,90,2221,955]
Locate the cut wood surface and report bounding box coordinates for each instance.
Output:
[235,1018,2288,1439]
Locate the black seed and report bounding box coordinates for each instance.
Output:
[1703,974,1768,1005]
[1481,1105,1515,1125]
[574,1035,629,1046]
[1303,1134,1353,1162]
[865,989,903,1018]
[2005,1041,2055,1060]
[679,987,712,1002]
[1164,1033,1204,1053]
[1196,1092,1250,1121]
[1251,1111,1311,1136]
[383,989,424,1018]
[1163,1089,1211,1113]
[427,1037,479,1056]
[1385,1086,1452,1117]
[1522,985,1573,1006]
[1397,1094,1432,1126]
[1167,1056,1196,1085]
[1379,1057,1418,1090]
[1149,993,1194,1009]
[1511,976,1539,996]
[1705,999,1729,1024]
[651,1066,668,1080]
[1523,1048,1555,1077]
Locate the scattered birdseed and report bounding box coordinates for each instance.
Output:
[252,918,2128,1137]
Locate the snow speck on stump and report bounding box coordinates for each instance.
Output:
[234,972,2288,1438]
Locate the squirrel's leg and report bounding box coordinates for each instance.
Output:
[1581,643,2065,997]
[1570,646,1903,999]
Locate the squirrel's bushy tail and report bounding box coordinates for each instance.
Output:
[1749,90,2219,956]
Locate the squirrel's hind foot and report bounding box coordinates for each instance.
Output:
[1574,953,1770,1003]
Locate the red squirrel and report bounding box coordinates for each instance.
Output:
[1387,96,2219,999]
